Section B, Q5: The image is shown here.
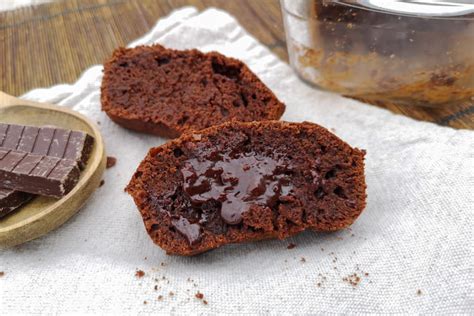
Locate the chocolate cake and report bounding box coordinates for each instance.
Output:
[101,45,285,138]
[126,121,366,255]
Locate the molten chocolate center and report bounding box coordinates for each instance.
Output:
[181,151,293,225]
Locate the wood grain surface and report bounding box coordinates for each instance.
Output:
[0,0,472,129]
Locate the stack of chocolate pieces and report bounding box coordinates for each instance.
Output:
[0,123,94,218]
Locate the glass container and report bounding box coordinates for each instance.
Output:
[281,0,474,107]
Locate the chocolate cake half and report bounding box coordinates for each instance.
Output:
[101,45,285,138]
[126,121,366,255]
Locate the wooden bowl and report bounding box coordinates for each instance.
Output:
[0,92,106,248]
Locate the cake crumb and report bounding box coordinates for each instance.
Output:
[203,299,208,305]
[317,283,321,287]
[157,295,163,301]
[135,270,145,278]
[161,262,166,267]
[0,271,4,277]
[300,257,306,263]
[106,156,117,168]
[417,289,422,296]
[169,291,174,296]
[99,180,105,187]
[343,273,361,287]
[154,285,158,291]
[195,292,204,300]
[287,243,296,249]
[143,300,147,305]
[364,272,369,276]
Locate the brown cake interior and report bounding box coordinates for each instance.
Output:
[101,45,285,138]
[126,121,366,255]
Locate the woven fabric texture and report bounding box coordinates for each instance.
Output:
[1,7,473,314]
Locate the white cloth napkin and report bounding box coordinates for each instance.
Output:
[1,7,473,314]
[0,0,52,13]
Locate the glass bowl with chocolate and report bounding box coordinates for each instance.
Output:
[281,0,474,107]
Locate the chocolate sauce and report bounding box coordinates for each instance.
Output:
[171,216,201,245]
[180,151,294,226]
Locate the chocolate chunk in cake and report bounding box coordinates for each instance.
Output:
[126,121,366,255]
[101,44,285,138]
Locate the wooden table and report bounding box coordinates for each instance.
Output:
[1,0,473,129]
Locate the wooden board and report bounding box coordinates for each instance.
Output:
[0,92,106,248]
[0,0,472,130]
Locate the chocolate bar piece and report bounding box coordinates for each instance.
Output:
[0,123,94,214]
[0,148,80,198]
[0,188,33,218]
[0,123,94,169]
